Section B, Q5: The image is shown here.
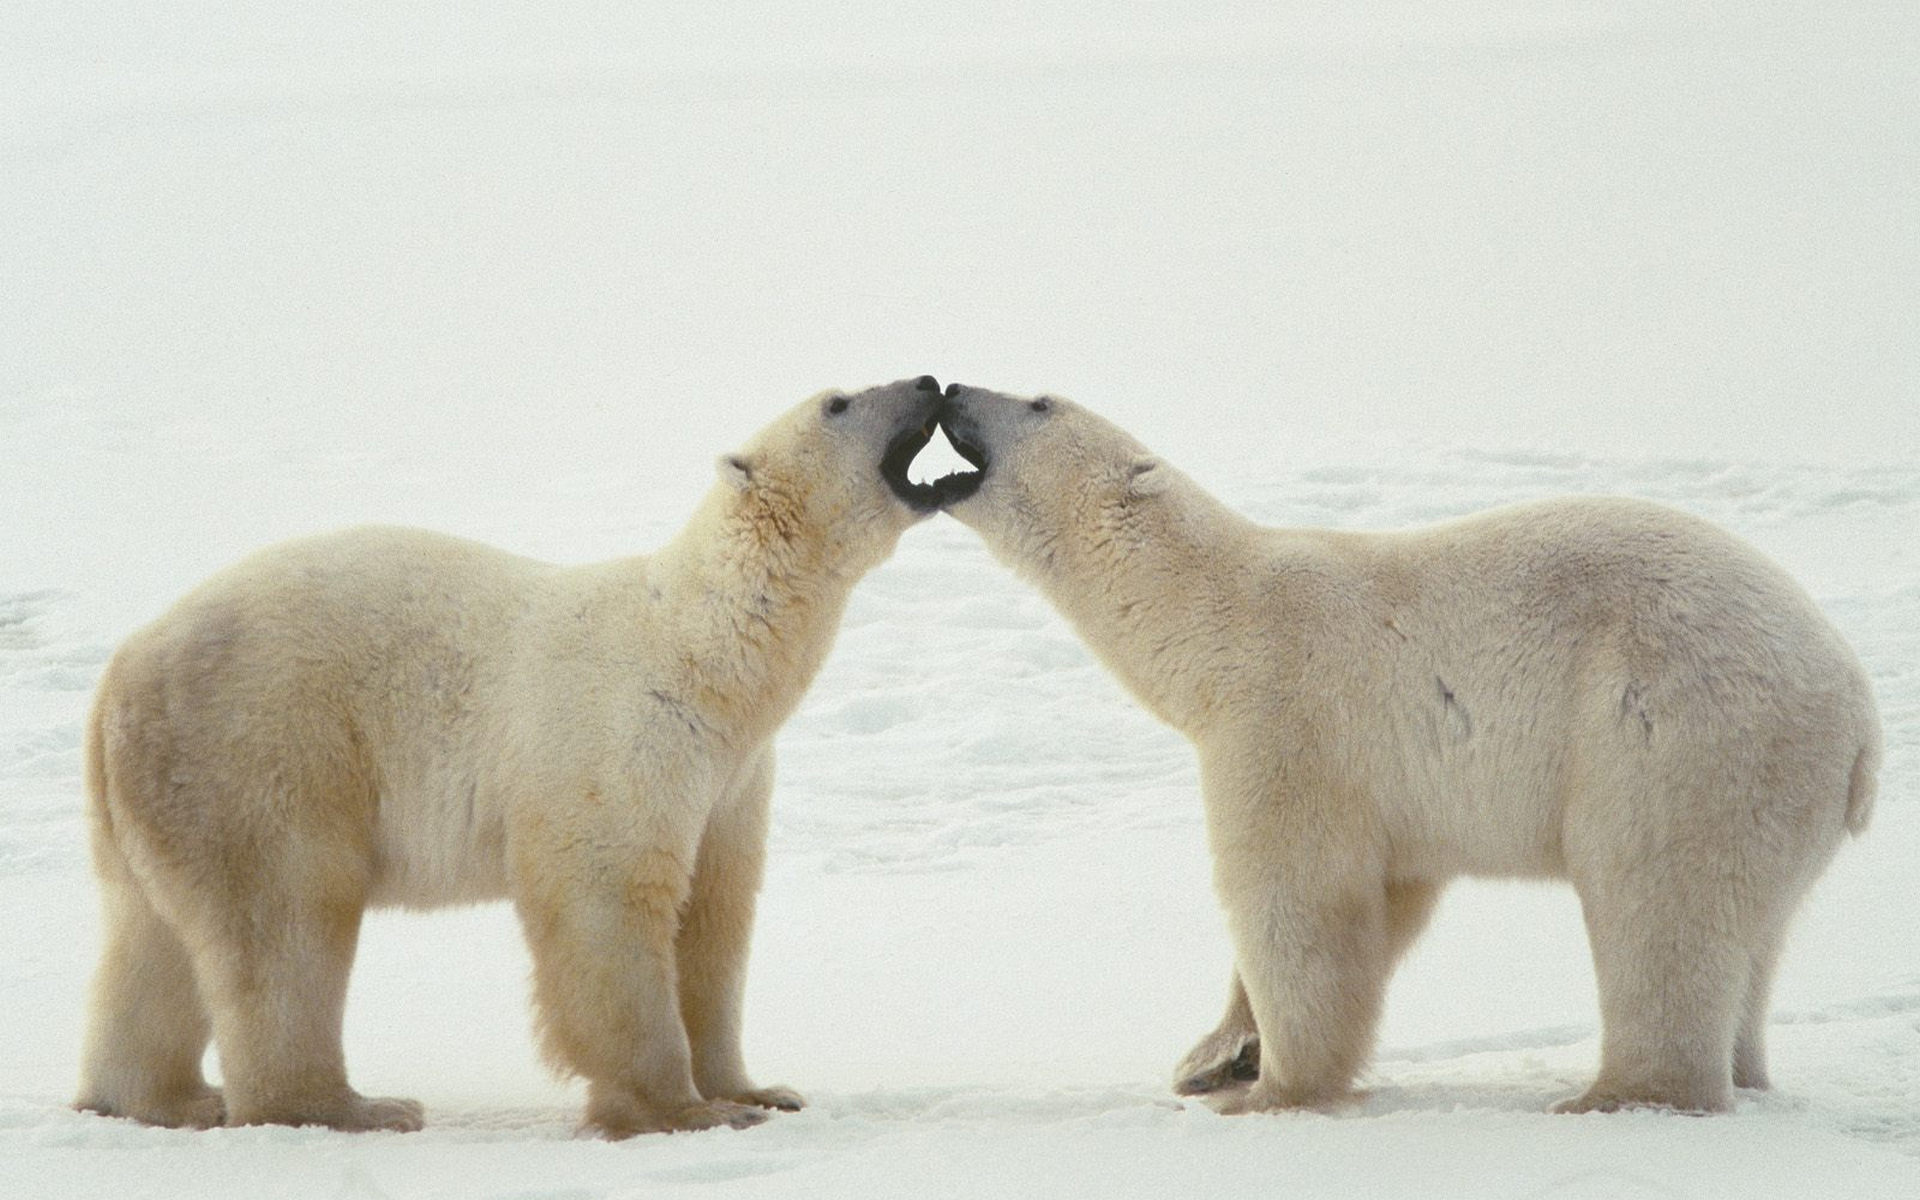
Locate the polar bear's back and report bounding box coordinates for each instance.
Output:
[108,525,549,733]
[1274,496,1879,876]
[1388,496,1867,710]
[94,526,561,905]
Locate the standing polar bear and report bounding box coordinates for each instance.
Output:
[935,384,1880,1115]
[77,376,969,1137]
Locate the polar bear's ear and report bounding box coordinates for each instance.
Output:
[1126,455,1169,498]
[718,453,756,492]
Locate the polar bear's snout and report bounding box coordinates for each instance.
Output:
[884,380,985,510]
[879,412,941,511]
[932,384,1071,513]
[926,385,991,500]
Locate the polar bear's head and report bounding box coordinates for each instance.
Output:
[933,384,1183,574]
[714,375,972,576]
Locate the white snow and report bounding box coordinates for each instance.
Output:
[3,2,1916,1197]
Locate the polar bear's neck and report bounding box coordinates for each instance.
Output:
[1021,477,1266,735]
[645,485,867,743]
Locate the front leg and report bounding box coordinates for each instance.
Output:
[1204,877,1393,1112]
[1176,880,1440,1095]
[676,748,803,1113]
[1198,746,1393,1112]
[512,794,768,1138]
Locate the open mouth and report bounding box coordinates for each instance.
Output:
[882,418,987,511]
[938,424,989,504]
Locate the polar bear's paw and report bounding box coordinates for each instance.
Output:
[335,1095,427,1132]
[297,1093,425,1132]
[76,1084,227,1130]
[224,1090,424,1132]
[1204,1079,1356,1115]
[724,1085,805,1112]
[583,1097,773,1139]
[170,1089,229,1130]
[1550,1081,1728,1116]
[1173,1029,1261,1096]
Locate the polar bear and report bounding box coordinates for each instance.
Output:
[934,384,1880,1115]
[75,375,970,1137]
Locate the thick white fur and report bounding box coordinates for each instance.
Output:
[939,386,1880,1114]
[76,379,944,1136]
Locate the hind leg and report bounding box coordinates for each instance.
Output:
[75,864,223,1128]
[1733,914,1801,1090]
[1556,872,1746,1114]
[1732,940,1779,1092]
[185,883,422,1132]
[137,818,422,1134]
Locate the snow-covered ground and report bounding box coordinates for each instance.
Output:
[3,3,1915,1197]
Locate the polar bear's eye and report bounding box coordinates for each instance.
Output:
[826,396,850,416]
[1030,398,1051,413]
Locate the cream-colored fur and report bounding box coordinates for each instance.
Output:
[938,385,1880,1115]
[76,377,949,1136]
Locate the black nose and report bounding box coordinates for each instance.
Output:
[914,375,940,393]
[943,381,962,398]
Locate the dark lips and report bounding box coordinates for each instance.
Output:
[881,417,987,511]
[941,424,988,502]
